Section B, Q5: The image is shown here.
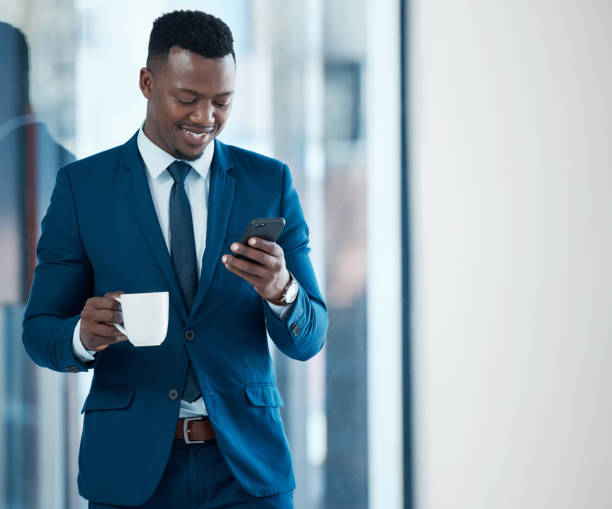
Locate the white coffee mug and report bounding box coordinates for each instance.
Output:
[112,291,169,347]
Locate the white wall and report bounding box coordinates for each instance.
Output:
[410,2,612,509]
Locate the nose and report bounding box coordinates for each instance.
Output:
[190,101,215,125]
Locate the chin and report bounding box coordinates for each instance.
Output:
[174,146,206,162]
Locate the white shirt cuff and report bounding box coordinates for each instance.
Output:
[72,318,96,362]
[266,300,293,321]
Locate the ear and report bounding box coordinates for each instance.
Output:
[139,67,153,99]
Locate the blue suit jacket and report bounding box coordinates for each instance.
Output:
[22,132,328,505]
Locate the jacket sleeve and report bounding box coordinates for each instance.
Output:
[263,164,328,361]
[22,166,95,373]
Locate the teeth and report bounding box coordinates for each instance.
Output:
[182,127,211,139]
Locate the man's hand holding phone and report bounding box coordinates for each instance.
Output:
[222,218,291,303]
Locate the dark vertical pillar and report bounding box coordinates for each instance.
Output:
[400,1,414,508]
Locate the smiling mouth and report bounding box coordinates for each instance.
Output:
[180,125,215,142]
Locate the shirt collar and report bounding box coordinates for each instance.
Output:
[137,126,215,180]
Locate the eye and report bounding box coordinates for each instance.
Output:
[176,96,196,105]
[214,101,230,109]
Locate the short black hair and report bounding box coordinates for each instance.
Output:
[147,10,234,71]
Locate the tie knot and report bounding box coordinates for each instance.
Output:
[167,161,192,184]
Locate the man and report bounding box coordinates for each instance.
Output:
[22,10,327,509]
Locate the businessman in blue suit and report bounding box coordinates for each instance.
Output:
[22,10,327,508]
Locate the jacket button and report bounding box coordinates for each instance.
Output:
[168,389,179,400]
[65,366,79,373]
[185,330,195,341]
[290,323,301,336]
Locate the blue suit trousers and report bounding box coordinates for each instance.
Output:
[88,440,293,509]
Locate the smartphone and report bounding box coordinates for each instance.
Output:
[235,217,286,262]
[239,217,285,244]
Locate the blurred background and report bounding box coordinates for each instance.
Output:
[1,1,611,508]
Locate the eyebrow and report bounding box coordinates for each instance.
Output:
[176,87,234,97]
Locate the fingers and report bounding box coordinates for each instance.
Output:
[87,294,122,311]
[80,291,127,350]
[245,237,283,257]
[223,254,264,280]
[89,323,128,341]
[222,239,291,302]
[93,308,123,323]
[229,241,283,267]
[80,323,128,351]
[224,248,267,276]
[81,305,123,324]
[104,291,125,309]
[230,243,270,266]
[86,334,128,352]
[223,260,262,290]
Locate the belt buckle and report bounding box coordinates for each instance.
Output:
[183,416,205,444]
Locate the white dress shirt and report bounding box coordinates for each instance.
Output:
[72,127,290,418]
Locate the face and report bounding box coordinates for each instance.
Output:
[139,47,235,161]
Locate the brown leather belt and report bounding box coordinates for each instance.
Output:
[175,417,216,444]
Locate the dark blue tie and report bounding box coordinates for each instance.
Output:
[167,161,201,403]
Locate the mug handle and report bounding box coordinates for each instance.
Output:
[112,297,128,336]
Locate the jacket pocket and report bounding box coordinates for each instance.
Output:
[81,386,135,414]
[244,383,284,407]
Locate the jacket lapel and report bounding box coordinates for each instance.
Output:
[118,132,188,323]
[190,139,235,317]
